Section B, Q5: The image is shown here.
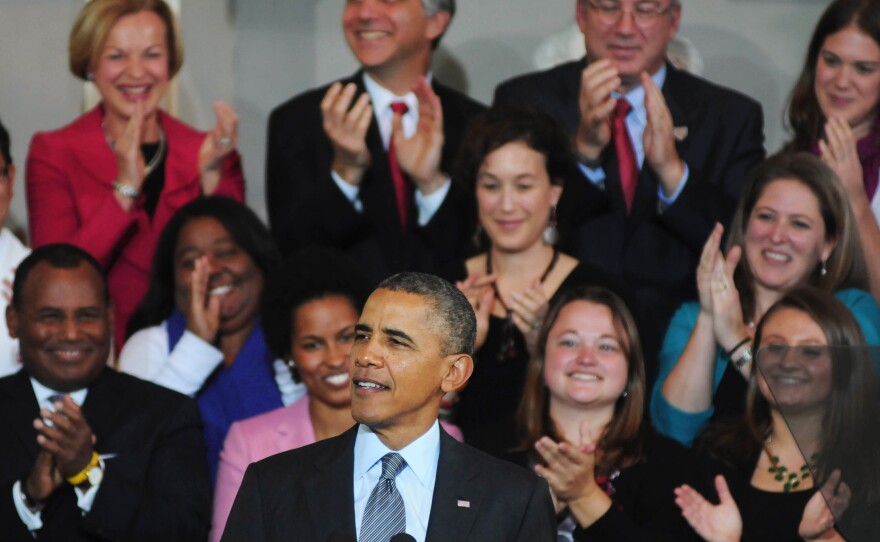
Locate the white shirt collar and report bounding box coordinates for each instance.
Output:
[30,377,88,407]
[362,72,433,148]
[354,420,441,490]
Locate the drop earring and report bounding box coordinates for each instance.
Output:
[543,205,559,245]
[820,260,827,277]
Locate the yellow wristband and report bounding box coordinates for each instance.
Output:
[66,451,100,486]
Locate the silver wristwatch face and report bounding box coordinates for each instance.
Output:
[87,464,103,486]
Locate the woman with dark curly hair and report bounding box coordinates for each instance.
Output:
[446,106,628,444]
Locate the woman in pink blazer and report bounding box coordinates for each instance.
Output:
[211,249,464,541]
[26,0,244,349]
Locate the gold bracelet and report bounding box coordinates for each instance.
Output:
[66,451,100,486]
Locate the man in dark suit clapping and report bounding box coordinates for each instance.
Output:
[266,0,485,285]
[222,273,555,542]
[494,0,766,379]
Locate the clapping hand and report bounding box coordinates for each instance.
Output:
[322,82,373,186]
[799,469,850,541]
[575,59,620,163]
[392,77,447,195]
[819,117,865,204]
[199,101,239,194]
[675,475,743,542]
[456,273,496,351]
[642,72,684,195]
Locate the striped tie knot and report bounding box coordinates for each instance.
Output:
[380,453,406,481]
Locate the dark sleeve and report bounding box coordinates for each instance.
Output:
[514,477,558,542]
[0,483,34,541]
[656,98,765,253]
[559,263,637,315]
[81,397,212,540]
[573,434,699,542]
[265,92,370,256]
[220,462,266,542]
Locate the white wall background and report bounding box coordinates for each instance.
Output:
[0,0,832,236]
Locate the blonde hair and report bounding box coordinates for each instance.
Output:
[69,0,183,81]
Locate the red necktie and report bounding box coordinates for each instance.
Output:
[388,101,411,232]
[613,99,638,214]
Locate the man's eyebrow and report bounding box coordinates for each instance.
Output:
[384,328,414,345]
[355,323,372,333]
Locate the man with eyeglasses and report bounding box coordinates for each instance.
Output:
[0,117,31,378]
[494,0,765,383]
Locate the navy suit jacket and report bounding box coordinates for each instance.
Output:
[0,368,211,541]
[221,424,556,542]
[266,73,486,285]
[494,60,765,376]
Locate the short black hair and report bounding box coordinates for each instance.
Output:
[13,243,107,309]
[262,247,371,360]
[0,116,11,166]
[377,272,476,356]
[126,196,280,338]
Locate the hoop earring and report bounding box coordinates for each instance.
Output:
[543,206,559,245]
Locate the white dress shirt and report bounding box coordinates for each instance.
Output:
[579,65,689,207]
[330,73,451,226]
[353,421,441,542]
[13,379,98,531]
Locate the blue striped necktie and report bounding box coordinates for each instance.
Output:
[360,452,407,542]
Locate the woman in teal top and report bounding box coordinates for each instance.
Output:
[651,153,880,446]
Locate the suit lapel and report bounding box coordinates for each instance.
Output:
[424,430,482,541]
[305,426,357,540]
[0,370,41,459]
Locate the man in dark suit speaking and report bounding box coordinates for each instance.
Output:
[222,273,555,542]
[266,0,485,285]
[494,0,766,377]
[0,244,210,540]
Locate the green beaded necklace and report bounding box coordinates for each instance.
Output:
[765,436,818,492]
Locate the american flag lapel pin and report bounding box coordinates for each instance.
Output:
[457,499,470,508]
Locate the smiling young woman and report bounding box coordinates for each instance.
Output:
[651,153,880,449]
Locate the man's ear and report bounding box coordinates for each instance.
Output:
[441,353,473,393]
[424,10,451,44]
[7,304,18,339]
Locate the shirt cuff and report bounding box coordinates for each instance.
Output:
[656,163,689,209]
[414,175,451,226]
[73,457,105,513]
[157,330,225,397]
[12,480,43,531]
[330,169,363,213]
[577,162,606,189]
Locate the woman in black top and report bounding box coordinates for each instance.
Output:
[447,106,627,441]
[506,285,697,541]
[675,287,880,542]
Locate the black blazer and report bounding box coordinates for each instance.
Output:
[221,425,557,542]
[266,72,486,285]
[494,60,766,377]
[0,368,211,541]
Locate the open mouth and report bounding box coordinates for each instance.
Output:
[324,373,349,386]
[354,379,389,391]
[568,372,600,381]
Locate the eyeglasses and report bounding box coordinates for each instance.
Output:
[586,0,675,29]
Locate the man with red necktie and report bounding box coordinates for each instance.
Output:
[494,0,766,381]
[266,0,485,286]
